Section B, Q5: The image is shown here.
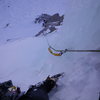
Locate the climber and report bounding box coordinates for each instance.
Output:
[18,76,57,100]
[99,92,100,100]
[0,73,63,100]
[0,78,56,100]
[0,80,21,100]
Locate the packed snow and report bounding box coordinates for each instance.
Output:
[0,0,100,100]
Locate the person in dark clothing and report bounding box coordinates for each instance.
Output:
[18,76,56,100]
[99,92,100,100]
[18,88,49,100]
[0,73,63,100]
[0,80,21,100]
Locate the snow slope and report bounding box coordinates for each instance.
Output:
[0,0,100,100]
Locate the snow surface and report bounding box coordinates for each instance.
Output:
[0,0,100,100]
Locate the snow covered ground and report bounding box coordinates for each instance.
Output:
[0,0,100,100]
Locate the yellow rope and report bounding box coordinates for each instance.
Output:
[48,47,62,56]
